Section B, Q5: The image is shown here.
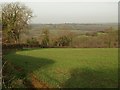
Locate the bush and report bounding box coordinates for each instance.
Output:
[53,35,72,47]
[26,38,39,45]
[41,29,50,48]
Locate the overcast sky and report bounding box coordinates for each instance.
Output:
[24,2,118,24]
[1,0,117,24]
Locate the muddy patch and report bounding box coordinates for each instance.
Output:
[28,73,50,88]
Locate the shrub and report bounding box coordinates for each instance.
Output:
[26,37,39,45]
[41,28,50,47]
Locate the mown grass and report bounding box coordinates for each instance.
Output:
[5,48,118,88]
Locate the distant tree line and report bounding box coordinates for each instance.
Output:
[24,27,117,48]
[3,28,118,49]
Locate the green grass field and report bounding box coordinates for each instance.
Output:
[5,48,118,88]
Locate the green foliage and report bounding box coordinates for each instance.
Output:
[2,57,26,88]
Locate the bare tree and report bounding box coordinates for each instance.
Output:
[2,2,33,43]
[41,28,50,47]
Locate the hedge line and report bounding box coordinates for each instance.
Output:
[2,44,42,49]
[2,43,118,49]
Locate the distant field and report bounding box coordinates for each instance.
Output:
[27,23,118,38]
[5,48,118,88]
[29,29,87,37]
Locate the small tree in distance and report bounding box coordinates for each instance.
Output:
[41,28,50,47]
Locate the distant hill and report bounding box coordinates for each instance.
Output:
[29,23,118,32]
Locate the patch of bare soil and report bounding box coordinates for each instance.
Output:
[29,73,50,88]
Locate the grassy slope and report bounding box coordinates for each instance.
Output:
[5,48,118,88]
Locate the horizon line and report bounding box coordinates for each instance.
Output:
[30,22,118,24]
